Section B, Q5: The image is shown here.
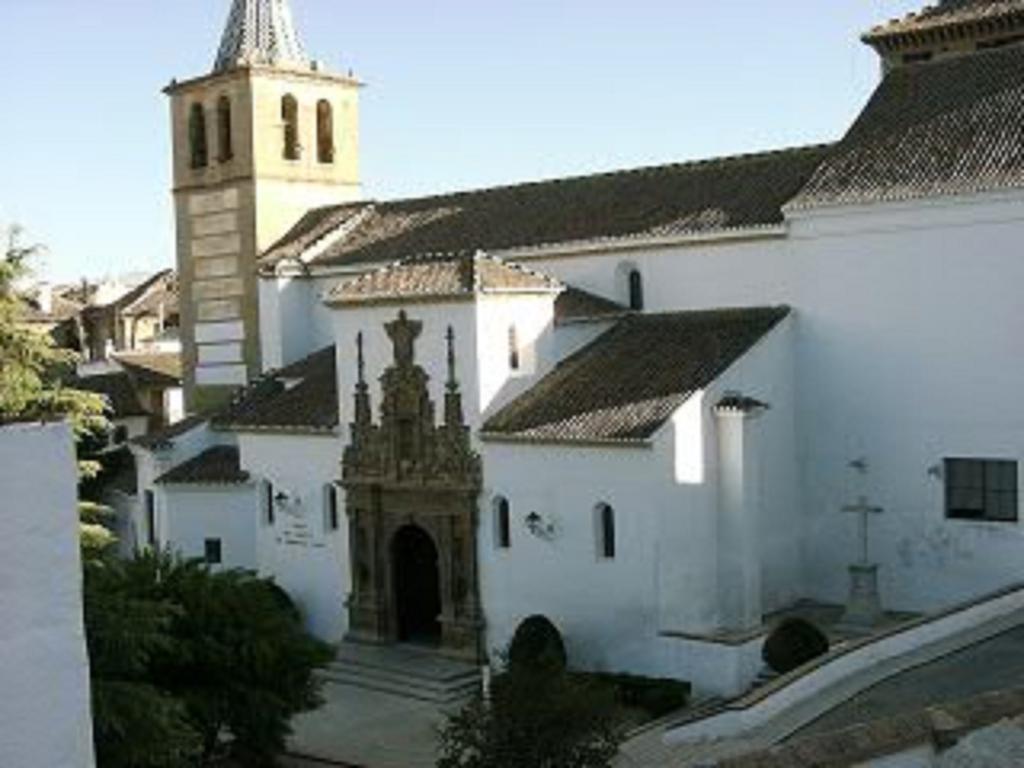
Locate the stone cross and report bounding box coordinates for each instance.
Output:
[842,495,884,566]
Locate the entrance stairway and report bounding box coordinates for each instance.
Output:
[320,642,481,704]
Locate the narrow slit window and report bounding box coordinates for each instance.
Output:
[495,496,511,549]
[325,484,340,531]
[264,481,275,526]
[628,269,644,311]
[508,326,520,371]
[597,503,616,559]
[145,490,157,547]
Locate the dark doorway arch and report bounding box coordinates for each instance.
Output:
[392,525,442,645]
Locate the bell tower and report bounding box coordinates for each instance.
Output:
[166,0,361,410]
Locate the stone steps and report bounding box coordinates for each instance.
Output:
[320,642,481,704]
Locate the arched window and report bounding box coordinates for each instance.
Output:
[317,99,335,163]
[189,103,208,169]
[596,503,615,559]
[508,326,520,371]
[217,95,233,162]
[628,269,644,311]
[494,496,511,549]
[282,94,300,160]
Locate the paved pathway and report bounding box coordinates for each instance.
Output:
[285,681,450,768]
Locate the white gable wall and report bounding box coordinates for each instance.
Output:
[161,484,259,570]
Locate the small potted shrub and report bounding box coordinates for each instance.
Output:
[762,618,830,674]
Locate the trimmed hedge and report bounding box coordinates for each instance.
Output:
[508,615,568,673]
[762,617,830,674]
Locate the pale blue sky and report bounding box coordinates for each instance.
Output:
[0,1,923,281]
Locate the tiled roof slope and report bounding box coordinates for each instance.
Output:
[554,287,628,324]
[212,346,337,432]
[482,306,789,444]
[262,145,832,269]
[131,413,208,450]
[863,0,1024,42]
[790,44,1024,209]
[328,253,562,306]
[115,352,183,387]
[72,373,148,419]
[156,446,249,486]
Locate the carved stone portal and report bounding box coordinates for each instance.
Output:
[342,312,483,659]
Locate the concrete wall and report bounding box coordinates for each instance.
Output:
[0,422,95,768]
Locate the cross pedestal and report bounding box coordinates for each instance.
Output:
[840,495,885,629]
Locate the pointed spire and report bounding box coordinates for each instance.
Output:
[213,0,311,74]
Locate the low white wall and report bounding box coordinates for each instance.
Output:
[664,584,1024,745]
[0,422,96,768]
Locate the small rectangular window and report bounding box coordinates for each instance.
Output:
[145,490,157,547]
[204,538,222,565]
[494,498,511,549]
[945,459,1018,522]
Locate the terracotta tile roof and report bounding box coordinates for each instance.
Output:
[17,293,84,324]
[863,0,1024,43]
[327,253,562,306]
[121,272,178,318]
[212,345,338,432]
[554,287,628,325]
[114,352,183,387]
[789,44,1024,209]
[155,445,249,486]
[261,145,832,270]
[71,372,148,419]
[131,413,208,450]
[482,306,789,444]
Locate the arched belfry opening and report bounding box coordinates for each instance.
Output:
[392,525,442,644]
[342,315,483,658]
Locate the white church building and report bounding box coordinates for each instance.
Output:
[132,0,1024,695]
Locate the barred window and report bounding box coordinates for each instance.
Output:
[945,459,1018,522]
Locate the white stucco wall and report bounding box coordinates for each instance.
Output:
[161,483,259,570]
[517,191,1024,614]
[239,432,349,642]
[0,422,96,768]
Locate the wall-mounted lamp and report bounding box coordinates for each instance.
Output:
[927,463,944,480]
[525,511,556,540]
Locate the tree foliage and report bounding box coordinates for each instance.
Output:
[84,550,334,767]
[0,225,104,433]
[438,663,623,768]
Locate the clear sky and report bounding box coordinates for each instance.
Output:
[0,1,924,282]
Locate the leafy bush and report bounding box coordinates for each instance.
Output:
[762,618,830,675]
[507,615,567,674]
[438,665,623,768]
[585,673,690,719]
[84,550,333,767]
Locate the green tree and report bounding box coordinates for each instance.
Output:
[438,664,623,768]
[86,551,333,767]
[0,225,104,434]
